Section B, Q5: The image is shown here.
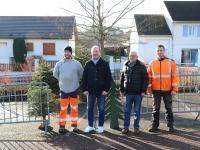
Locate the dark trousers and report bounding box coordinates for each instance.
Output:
[152,92,174,127]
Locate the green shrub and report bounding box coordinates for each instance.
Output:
[74,44,91,102]
[13,38,27,63]
[26,85,59,119]
[32,58,59,96]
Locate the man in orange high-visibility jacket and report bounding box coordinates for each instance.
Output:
[147,45,179,132]
[53,46,83,134]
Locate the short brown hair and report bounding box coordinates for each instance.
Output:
[156,45,165,50]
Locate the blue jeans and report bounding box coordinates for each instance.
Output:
[87,94,106,127]
[124,94,143,129]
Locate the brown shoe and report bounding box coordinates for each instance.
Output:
[134,128,140,134]
[122,128,129,134]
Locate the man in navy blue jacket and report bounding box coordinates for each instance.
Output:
[82,45,112,133]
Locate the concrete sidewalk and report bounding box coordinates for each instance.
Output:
[0,103,200,150]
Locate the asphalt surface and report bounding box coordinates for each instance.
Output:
[0,103,200,150]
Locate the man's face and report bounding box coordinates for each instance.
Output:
[64,50,72,59]
[91,47,101,60]
[156,47,165,58]
[129,52,138,62]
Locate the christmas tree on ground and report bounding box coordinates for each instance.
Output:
[105,80,124,129]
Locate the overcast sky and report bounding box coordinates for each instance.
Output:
[0,0,164,29]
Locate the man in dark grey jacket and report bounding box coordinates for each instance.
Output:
[82,45,112,133]
[120,51,148,134]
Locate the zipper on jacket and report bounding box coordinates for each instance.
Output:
[160,61,161,92]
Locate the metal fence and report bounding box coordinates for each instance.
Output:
[91,70,200,129]
[0,82,50,134]
[0,64,18,71]
[46,60,58,69]
[0,72,35,84]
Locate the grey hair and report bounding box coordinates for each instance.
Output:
[91,45,101,52]
[129,50,138,56]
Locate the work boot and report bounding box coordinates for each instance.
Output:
[58,128,67,134]
[59,126,67,134]
[71,124,78,132]
[72,127,78,132]
[148,126,158,132]
[168,126,175,132]
[122,128,129,134]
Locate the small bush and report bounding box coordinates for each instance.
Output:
[74,44,91,102]
[26,85,59,118]
[32,58,59,96]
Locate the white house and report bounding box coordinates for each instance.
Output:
[130,1,200,66]
[0,16,77,64]
[130,14,172,64]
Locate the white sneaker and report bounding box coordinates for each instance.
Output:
[84,126,94,133]
[98,126,104,133]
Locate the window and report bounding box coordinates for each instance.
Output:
[43,43,55,55]
[181,49,198,66]
[183,25,200,37]
[188,26,197,36]
[26,43,33,51]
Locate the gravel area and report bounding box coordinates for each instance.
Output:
[0,103,200,150]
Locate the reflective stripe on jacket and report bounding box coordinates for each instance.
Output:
[147,57,179,92]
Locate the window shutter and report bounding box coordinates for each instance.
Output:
[43,43,48,55]
[197,25,200,37]
[49,43,55,55]
[43,43,55,55]
[26,43,33,51]
[183,25,188,37]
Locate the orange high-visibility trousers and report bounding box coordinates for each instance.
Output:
[58,96,78,127]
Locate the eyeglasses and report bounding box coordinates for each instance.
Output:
[129,55,137,57]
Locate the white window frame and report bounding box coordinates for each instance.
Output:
[181,49,198,66]
[188,25,197,36]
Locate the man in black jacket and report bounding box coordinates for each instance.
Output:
[120,51,148,134]
[83,45,112,133]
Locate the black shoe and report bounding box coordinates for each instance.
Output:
[58,128,67,134]
[148,126,158,132]
[72,127,78,132]
[168,126,175,132]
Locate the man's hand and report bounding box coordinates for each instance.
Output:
[83,91,89,95]
[171,90,176,96]
[141,92,145,97]
[120,92,124,97]
[148,92,152,96]
[102,91,108,95]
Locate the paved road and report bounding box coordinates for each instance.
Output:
[0,103,200,150]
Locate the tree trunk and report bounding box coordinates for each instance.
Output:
[110,116,119,129]
[43,115,46,123]
[38,115,46,130]
[100,40,105,59]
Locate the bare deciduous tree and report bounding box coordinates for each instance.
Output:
[60,0,145,58]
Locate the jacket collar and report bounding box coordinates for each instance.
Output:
[125,59,140,66]
[90,57,103,64]
[157,56,168,61]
